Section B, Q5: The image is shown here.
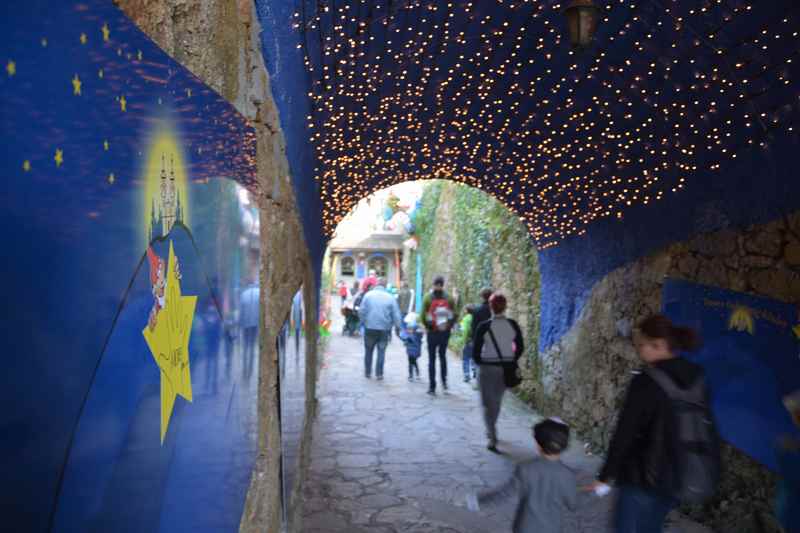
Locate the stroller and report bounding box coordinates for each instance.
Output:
[342,307,360,336]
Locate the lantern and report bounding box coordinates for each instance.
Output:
[565,0,600,49]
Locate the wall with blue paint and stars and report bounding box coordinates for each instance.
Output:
[0,2,264,532]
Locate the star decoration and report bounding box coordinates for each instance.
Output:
[101,23,110,42]
[54,148,63,167]
[6,60,15,77]
[119,94,127,112]
[108,173,115,184]
[103,140,109,151]
[142,242,197,443]
[80,33,87,45]
[22,160,30,172]
[71,74,82,96]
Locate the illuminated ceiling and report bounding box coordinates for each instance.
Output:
[292,0,800,248]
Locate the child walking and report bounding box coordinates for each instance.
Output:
[459,304,477,382]
[399,313,424,382]
[467,418,577,533]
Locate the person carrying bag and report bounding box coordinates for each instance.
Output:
[473,293,525,452]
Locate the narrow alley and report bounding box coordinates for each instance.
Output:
[301,320,710,533]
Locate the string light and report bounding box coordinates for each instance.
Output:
[294,0,800,247]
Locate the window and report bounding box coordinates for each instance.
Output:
[368,255,388,278]
[340,256,355,276]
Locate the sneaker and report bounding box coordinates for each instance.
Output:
[487,438,499,452]
[408,376,414,382]
[463,376,470,383]
[376,375,384,381]
[443,382,448,391]
[427,389,436,396]
[365,374,371,379]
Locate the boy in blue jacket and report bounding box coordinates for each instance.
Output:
[399,313,424,382]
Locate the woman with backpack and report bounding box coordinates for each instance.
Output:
[472,293,524,452]
[586,314,719,533]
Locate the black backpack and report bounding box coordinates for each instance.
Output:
[644,366,721,505]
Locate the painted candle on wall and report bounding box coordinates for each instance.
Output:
[0,2,262,532]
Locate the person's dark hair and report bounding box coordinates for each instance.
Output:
[480,287,493,302]
[433,275,445,287]
[637,314,701,352]
[534,419,570,455]
[465,304,477,315]
[489,292,507,314]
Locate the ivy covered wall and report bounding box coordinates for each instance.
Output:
[409,181,541,369]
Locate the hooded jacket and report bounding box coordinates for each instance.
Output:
[599,357,705,495]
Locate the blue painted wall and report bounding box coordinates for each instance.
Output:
[254,0,326,278]
[1,2,261,531]
[539,133,800,349]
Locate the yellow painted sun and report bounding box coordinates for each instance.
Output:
[141,125,190,247]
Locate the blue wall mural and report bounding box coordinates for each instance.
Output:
[663,279,800,471]
[1,2,261,532]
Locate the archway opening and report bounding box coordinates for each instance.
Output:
[318,177,543,411]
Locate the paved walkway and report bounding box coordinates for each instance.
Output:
[302,324,710,533]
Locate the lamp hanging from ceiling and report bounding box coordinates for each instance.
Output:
[565,0,601,49]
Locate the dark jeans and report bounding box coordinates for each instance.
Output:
[408,356,420,378]
[427,331,450,390]
[615,485,676,533]
[462,342,474,380]
[364,329,390,377]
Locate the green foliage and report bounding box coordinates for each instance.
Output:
[412,181,541,367]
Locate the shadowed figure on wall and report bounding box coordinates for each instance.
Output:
[239,281,259,380]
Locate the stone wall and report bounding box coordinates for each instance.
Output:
[412,181,540,362]
[113,2,317,532]
[522,212,800,532]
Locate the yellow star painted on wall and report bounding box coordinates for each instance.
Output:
[6,60,16,77]
[142,242,196,443]
[120,94,127,112]
[72,74,82,95]
[101,23,110,42]
[54,148,63,167]
[22,160,30,172]
[80,33,87,45]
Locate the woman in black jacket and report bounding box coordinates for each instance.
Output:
[588,314,704,532]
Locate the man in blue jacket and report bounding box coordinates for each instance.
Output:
[358,278,403,380]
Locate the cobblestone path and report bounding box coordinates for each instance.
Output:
[302,328,710,533]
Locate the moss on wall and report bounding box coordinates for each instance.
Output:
[411,180,540,368]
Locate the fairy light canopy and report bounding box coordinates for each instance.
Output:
[290,0,800,249]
